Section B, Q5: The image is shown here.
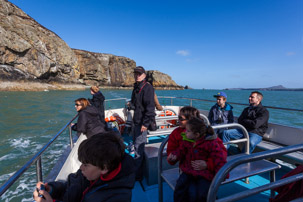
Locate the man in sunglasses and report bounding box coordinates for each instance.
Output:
[129,66,156,181]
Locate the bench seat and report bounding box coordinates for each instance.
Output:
[161,154,281,190]
[256,140,303,165]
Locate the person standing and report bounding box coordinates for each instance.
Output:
[221,91,269,153]
[88,86,106,127]
[130,66,156,180]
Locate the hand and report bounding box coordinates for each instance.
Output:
[33,182,53,202]
[71,123,75,127]
[191,160,207,170]
[141,125,147,132]
[167,153,177,162]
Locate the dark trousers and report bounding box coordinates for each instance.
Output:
[133,124,147,180]
[174,172,211,202]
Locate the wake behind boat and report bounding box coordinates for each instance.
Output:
[1,96,303,202]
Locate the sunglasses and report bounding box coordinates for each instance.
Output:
[178,116,187,121]
[75,103,82,107]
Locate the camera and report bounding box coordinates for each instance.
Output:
[38,184,45,199]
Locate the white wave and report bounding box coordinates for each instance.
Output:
[0,171,14,181]
[10,138,31,148]
[0,153,18,161]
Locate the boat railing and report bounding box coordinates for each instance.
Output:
[0,114,78,197]
[0,97,137,197]
[158,96,303,112]
[104,98,129,109]
[207,143,303,202]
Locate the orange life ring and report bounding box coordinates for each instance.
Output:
[158,110,177,129]
[112,113,126,133]
[105,116,116,122]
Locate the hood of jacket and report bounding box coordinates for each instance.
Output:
[92,91,104,100]
[80,105,99,116]
[216,103,233,111]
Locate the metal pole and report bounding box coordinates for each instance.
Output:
[69,124,74,149]
[36,157,43,182]
[270,170,276,198]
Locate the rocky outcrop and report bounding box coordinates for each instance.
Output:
[0,0,183,90]
[0,0,79,83]
[146,70,183,90]
[73,49,136,87]
[73,49,184,89]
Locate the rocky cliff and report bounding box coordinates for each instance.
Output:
[0,0,183,91]
[73,49,183,89]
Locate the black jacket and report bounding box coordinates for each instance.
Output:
[130,79,156,127]
[72,105,106,138]
[88,91,106,125]
[49,154,136,202]
[238,103,269,137]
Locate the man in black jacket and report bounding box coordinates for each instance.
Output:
[130,66,155,180]
[221,91,269,153]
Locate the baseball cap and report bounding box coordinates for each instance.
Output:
[134,66,146,74]
[214,92,227,98]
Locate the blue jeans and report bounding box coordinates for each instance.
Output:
[222,129,262,153]
[174,172,210,202]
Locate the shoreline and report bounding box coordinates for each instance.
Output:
[0,81,184,91]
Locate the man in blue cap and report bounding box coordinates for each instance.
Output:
[208,92,234,137]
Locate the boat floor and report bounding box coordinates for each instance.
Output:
[131,165,290,202]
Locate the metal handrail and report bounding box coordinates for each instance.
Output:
[0,114,78,197]
[0,98,130,197]
[158,96,303,112]
[207,144,303,202]
[104,98,128,109]
[213,123,250,154]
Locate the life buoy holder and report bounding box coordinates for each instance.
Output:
[158,109,177,129]
[105,113,126,133]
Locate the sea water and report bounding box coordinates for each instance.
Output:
[0,89,302,201]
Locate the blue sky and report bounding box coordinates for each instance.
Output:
[8,0,303,89]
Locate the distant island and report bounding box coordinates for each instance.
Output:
[224,85,303,91]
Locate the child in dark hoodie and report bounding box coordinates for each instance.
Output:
[88,86,106,127]
[33,131,136,202]
[167,117,227,202]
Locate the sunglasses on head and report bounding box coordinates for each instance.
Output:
[178,116,187,121]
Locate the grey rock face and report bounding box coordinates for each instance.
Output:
[0,0,183,90]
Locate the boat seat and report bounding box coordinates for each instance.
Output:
[160,153,281,191]
[256,123,303,165]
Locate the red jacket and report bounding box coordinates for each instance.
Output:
[167,127,186,160]
[270,165,303,202]
[172,133,227,181]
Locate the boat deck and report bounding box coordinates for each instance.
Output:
[131,166,289,202]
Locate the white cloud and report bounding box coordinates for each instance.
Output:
[286,52,296,56]
[176,50,190,56]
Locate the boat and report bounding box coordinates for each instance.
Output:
[0,96,303,202]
